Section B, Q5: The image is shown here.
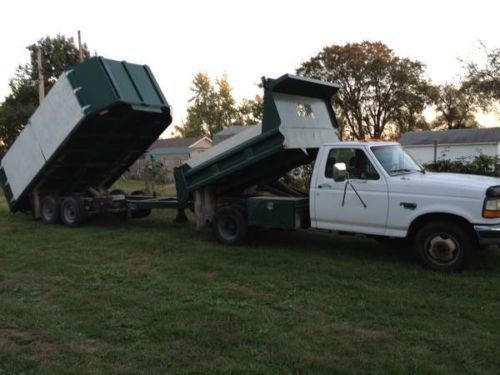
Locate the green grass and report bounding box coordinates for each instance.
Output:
[0,186,499,374]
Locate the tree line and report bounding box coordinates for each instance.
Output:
[0,35,499,152]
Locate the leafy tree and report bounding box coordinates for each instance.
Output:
[391,80,437,137]
[235,95,263,125]
[0,34,90,152]
[177,73,263,138]
[464,44,500,104]
[176,73,214,137]
[432,84,479,129]
[0,83,38,152]
[297,41,434,139]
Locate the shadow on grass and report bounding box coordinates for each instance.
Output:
[7,207,500,274]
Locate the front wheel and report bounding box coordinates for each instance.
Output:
[413,221,474,272]
[213,206,248,245]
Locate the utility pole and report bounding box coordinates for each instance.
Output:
[78,30,83,62]
[37,47,44,104]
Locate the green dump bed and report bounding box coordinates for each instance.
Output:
[0,57,172,212]
[174,74,340,204]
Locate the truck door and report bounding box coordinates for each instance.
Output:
[313,147,389,235]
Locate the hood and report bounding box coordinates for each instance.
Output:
[389,172,500,199]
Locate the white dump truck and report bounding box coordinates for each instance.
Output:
[308,141,500,271]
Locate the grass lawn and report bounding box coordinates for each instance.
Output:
[0,182,499,374]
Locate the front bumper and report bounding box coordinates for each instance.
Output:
[474,225,500,245]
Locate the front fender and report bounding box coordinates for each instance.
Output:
[385,195,481,237]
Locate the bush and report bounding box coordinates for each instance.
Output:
[424,154,500,177]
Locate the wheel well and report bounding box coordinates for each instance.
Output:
[408,213,477,245]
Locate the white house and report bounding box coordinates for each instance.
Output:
[126,136,212,181]
[399,128,500,164]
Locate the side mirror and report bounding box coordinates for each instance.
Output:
[333,162,347,182]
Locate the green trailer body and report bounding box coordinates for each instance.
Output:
[0,57,172,212]
[174,74,341,206]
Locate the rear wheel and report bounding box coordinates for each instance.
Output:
[40,195,61,224]
[414,221,474,272]
[60,197,87,227]
[213,206,248,245]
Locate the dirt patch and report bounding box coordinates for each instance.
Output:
[81,338,106,353]
[335,322,390,342]
[0,328,57,363]
[123,253,156,275]
[224,283,258,299]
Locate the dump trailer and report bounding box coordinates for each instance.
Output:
[173,74,340,230]
[0,57,172,226]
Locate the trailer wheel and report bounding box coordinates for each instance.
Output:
[213,206,248,245]
[60,197,87,227]
[414,221,473,272]
[40,195,61,224]
[129,190,152,219]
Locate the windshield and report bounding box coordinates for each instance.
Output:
[371,145,423,176]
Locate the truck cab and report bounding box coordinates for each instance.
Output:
[310,141,500,271]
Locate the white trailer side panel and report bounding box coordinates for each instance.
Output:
[1,124,46,202]
[29,74,85,161]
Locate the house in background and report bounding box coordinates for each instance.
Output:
[126,136,212,181]
[399,128,500,165]
[213,125,251,145]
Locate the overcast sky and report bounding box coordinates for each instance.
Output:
[1,0,499,134]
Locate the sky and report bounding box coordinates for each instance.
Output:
[0,0,499,136]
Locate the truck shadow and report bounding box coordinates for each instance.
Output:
[76,214,500,273]
[248,228,416,267]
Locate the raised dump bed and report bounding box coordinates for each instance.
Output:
[174,74,340,206]
[0,57,172,213]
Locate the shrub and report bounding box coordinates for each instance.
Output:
[424,154,499,177]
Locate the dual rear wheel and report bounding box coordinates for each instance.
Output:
[40,195,87,227]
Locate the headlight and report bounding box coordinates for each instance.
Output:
[483,198,500,218]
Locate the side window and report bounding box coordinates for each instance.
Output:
[324,148,379,180]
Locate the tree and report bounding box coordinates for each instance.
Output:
[432,84,480,129]
[176,73,214,137]
[297,41,434,139]
[0,34,90,152]
[464,44,500,104]
[176,73,263,138]
[235,95,263,125]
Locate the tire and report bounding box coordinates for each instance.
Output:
[413,221,474,272]
[129,190,152,219]
[60,197,87,227]
[213,206,248,245]
[40,195,61,224]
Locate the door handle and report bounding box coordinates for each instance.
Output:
[318,183,332,189]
